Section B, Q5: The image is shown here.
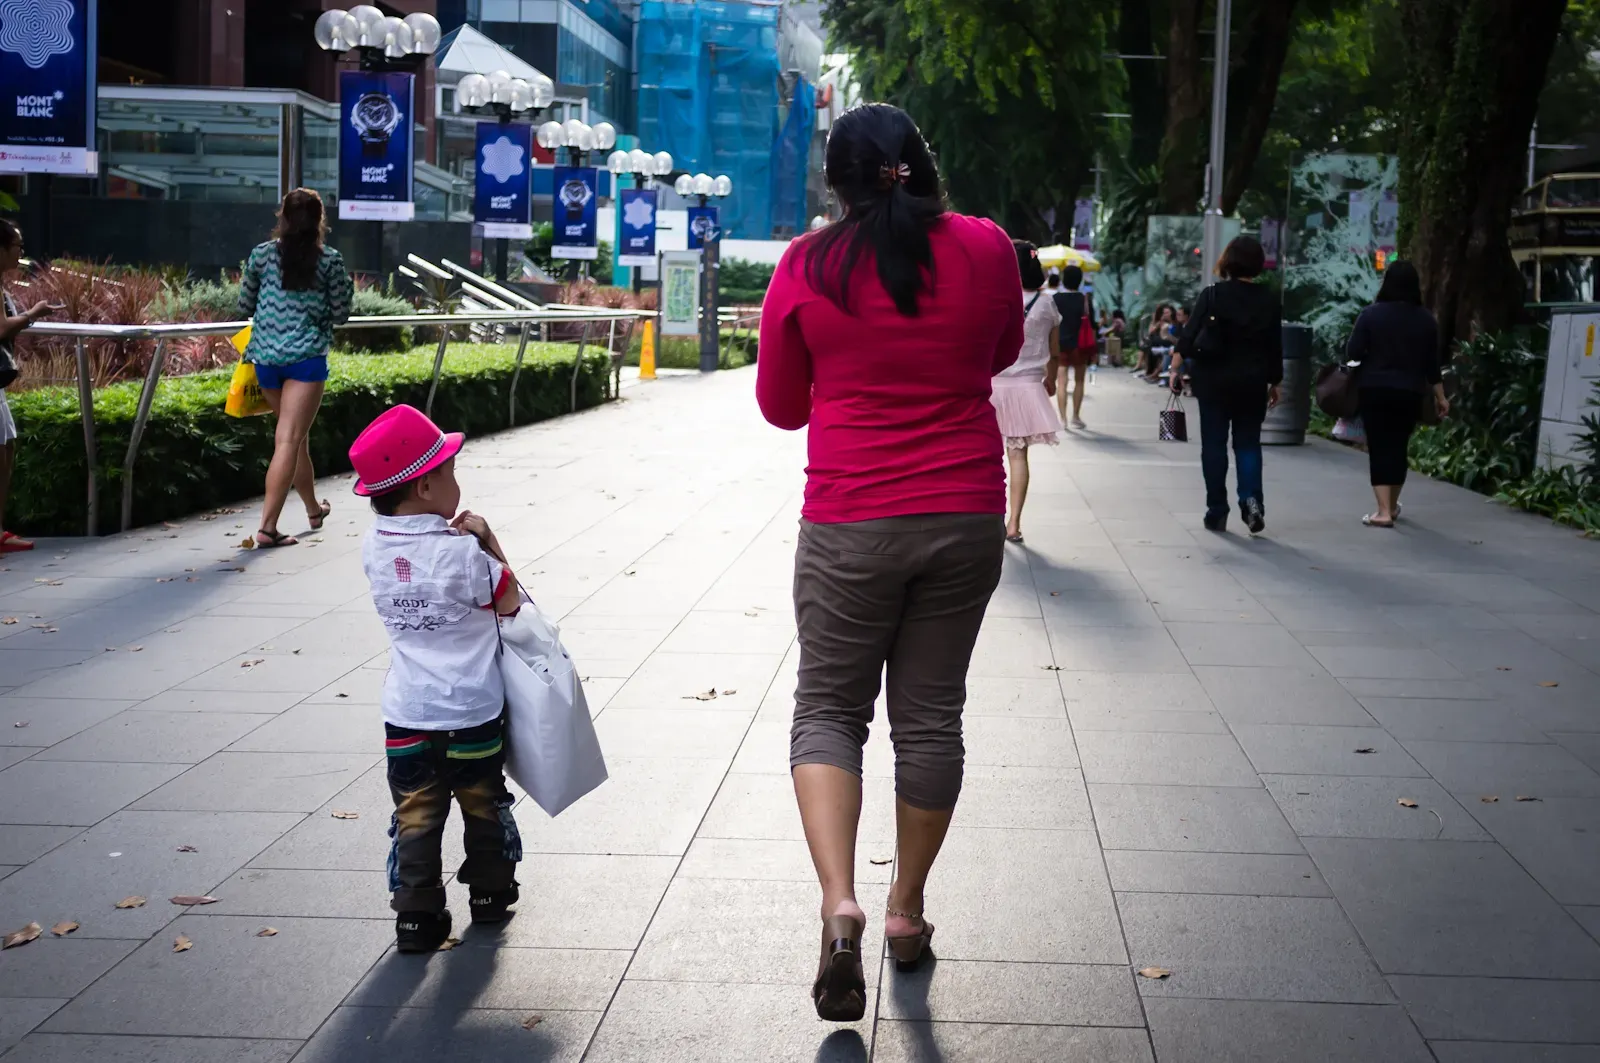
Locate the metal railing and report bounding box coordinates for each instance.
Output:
[25,307,649,537]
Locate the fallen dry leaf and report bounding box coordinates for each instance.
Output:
[334,692,349,698]
[176,845,198,853]
[1050,591,1062,597]
[868,858,893,866]
[1515,795,1543,802]
[220,567,246,574]
[721,689,738,696]
[684,689,718,701]
[1397,798,1418,808]
[437,937,461,951]
[185,577,199,582]
[1138,966,1171,979]
[1,617,16,625]
[35,626,58,634]
[1354,747,1376,754]
[239,659,264,669]
[1040,664,1063,671]
[330,810,360,820]
[1496,666,1512,671]
[12,721,28,728]
[127,646,143,653]
[256,927,278,937]
[521,1015,544,1031]
[114,896,146,909]
[3,922,42,949]
[50,921,79,937]
[162,521,180,529]
[156,577,174,583]
[1481,796,1500,803]
[169,895,218,906]
[33,578,62,586]
[1538,681,1560,688]
[743,611,759,617]
[172,934,193,953]
[239,537,257,550]
[200,514,217,521]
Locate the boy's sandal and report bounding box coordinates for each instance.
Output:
[1361,514,1395,528]
[255,529,298,548]
[307,500,332,531]
[885,905,936,972]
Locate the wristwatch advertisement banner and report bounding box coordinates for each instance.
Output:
[338,70,414,222]
[617,187,658,267]
[474,121,532,240]
[552,165,599,260]
[687,206,721,250]
[0,0,99,175]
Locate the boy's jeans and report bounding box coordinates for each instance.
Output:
[1197,392,1266,521]
[385,714,521,913]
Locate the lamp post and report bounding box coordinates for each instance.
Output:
[607,148,675,292]
[455,70,555,281]
[673,172,733,371]
[536,119,616,280]
[1200,0,1232,280]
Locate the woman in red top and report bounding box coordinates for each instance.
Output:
[757,103,1023,1022]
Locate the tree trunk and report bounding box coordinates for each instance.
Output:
[1400,0,1566,354]
[1219,0,1297,214]
[1120,0,1166,172]
[1157,0,1207,213]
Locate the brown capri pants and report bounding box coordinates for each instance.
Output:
[790,513,1005,811]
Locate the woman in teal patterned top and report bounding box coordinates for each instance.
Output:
[239,188,354,547]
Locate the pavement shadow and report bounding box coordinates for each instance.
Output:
[883,952,948,1062]
[816,1028,869,1062]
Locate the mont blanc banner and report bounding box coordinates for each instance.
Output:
[338,70,414,221]
[617,187,657,267]
[474,121,532,239]
[0,0,98,174]
[552,165,599,260]
[686,206,721,250]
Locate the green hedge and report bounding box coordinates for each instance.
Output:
[10,342,610,536]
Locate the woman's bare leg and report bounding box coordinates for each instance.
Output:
[1071,364,1088,422]
[258,379,326,540]
[1005,447,1030,538]
[794,764,866,926]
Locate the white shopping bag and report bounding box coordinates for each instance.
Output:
[497,600,607,817]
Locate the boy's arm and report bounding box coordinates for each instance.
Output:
[453,511,522,615]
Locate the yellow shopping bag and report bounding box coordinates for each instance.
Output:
[224,327,270,417]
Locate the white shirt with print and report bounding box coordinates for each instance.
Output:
[362,513,508,731]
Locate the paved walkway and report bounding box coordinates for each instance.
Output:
[0,367,1597,1062]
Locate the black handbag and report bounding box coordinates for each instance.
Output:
[1314,361,1361,419]
[0,293,18,389]
[1159,394,1188,442]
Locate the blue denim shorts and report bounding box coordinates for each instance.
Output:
[252,356,329,390]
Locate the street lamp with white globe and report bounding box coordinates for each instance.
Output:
[673,173,734,371]
[452,69,556,281]
[606,147,676,293]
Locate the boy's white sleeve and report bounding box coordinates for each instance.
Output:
[456,537,507,607]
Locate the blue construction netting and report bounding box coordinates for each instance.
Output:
[637,0,780,238]
[770,76,815,236]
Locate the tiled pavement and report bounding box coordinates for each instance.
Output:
[0,367,1597,1062]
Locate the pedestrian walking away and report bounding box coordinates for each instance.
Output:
[1053,263,1095,429]
[239,187,354,548]
[351,403,527,953]
[1347,260,1449,527]
[993,239,1063,542]
[1172,235,1283,534]
[756,102,1016,1023]
[0,218,60,554]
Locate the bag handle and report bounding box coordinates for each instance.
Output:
[1165,392,1185,411]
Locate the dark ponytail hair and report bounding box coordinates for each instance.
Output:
[803,103,945,316]
[274,187,327,291]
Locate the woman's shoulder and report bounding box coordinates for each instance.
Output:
[320,244,344,264]
[248,240,277,263]
[939,212,1009,250]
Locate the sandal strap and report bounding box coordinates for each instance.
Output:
[885,905,923,920]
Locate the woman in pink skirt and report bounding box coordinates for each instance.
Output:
[992,240,1061,543]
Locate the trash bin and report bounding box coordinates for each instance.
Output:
[1263,323,1313,445]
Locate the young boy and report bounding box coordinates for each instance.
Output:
[349,404,524,952]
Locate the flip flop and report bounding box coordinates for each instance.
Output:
[0,531,34,552]
[255,529,298,548]
[307,499,332,531]
[1362,514,1395,528]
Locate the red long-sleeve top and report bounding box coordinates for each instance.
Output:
[756,213,1024,524]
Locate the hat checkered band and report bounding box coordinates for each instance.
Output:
[365,434,446,494]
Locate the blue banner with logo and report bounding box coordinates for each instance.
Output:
[687,205,722,250]
[617,187,657,267]
[551,165,599,260]
[0,0,97,174]
[474,121,532,239]
[338,70,414,222]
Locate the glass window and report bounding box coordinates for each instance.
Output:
[99,97,283,204]
[1546,177,1600,209]
[1539,256,1597,303]
[302,109,338,202]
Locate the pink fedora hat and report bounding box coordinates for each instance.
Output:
[348,404,464,497]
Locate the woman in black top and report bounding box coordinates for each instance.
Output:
[1347,261,1449,527]
[1052,265,1094,428]
[1173,236,1283,534]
